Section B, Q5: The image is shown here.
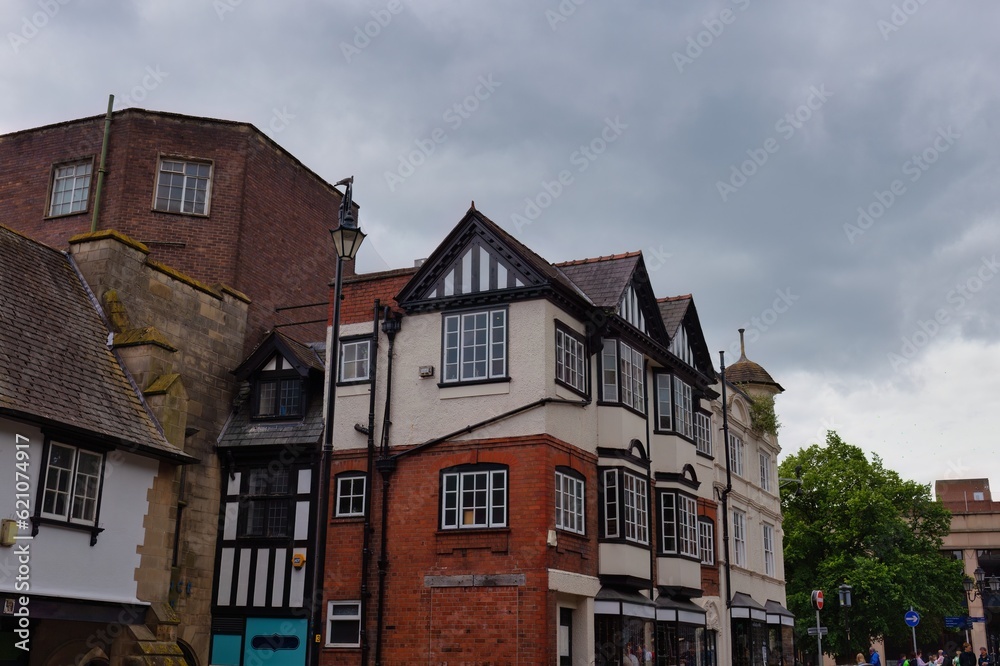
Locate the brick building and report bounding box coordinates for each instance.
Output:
[936,479,1000,656]
[0,109,355,666]
[307,206,792,665]
[0,107,355,351]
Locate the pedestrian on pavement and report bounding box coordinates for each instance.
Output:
[870,647,882,666]
[978,647,992,666]
[961,643,977,666]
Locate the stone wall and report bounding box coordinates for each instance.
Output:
[70,229,249,665]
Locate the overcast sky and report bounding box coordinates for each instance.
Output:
[4,0,999,490]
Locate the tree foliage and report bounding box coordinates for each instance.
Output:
[780,432,965,661]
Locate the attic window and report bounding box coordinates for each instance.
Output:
[253,353,304,419]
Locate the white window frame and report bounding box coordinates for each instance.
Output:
[732,509,747,567]
[759,451,772,492]
[41,442,103,526]
[555,325,587,393]
[49,160,92,216]
[442,309,507,383]
[339,338,371,383]
[673,376,693,438]
[677,494,698,558]
[441,467,507,529]
[763,523,775,576]
[660,491,698,557]
[154,158,212,215]
[335,474,366,518]
[555,470,585,534]
[326,600,361,647]
[699,519,715,565]
[728,433,745,478]
[623,470,648,545]
[694,412,712,456]
[619,342,645,412]
[603,469,619,538]
[655,373,672,430]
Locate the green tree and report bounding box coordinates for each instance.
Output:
[780,432,965,662]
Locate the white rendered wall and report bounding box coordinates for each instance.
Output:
[0,417,158,604]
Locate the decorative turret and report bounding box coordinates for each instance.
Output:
[725,329,783,398]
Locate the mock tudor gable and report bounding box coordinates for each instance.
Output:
[658,295,716,381]
[396,206,590,314]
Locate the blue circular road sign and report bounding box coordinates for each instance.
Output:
[905,610,920,627]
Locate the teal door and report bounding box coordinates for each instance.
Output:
[243,618,307,666]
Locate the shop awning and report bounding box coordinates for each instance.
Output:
[595,586,655,619]
[764,599,795,627]
[655,593,707,625]
[730,592,767,621]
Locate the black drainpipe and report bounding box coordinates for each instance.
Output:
[643,360,655,604]
[374,309,401,666]
[718,350,733,610]
[359,300,381,664]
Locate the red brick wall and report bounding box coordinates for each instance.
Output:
[0,109,350,349]
[698,497,720,597]
[337,269,417,326]
[325,434,598,665]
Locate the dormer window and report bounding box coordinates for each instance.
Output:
[253,353,305,419]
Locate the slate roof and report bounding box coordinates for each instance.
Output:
[554,252,642,308]
[0,225,190,461]
[219,330,325,449]
[216,388,324,449]
[657,295,691,337]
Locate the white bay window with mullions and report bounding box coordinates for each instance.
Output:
[555,324,587,394]
[660,490,698,558]
[555,468,585,534]
[601,467,648,545]
[601,339,645,413]
[442,309,507,383]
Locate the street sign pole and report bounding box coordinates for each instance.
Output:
[812,590,825,666]
[817,609,823,665]
[909,607,918,655]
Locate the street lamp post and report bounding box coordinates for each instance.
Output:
[309,176,366,666]
[964,567,1000,658]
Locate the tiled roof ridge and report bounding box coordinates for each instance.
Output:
[344,266,420,284]
[553,250,642,267]
[657,294,692,303]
